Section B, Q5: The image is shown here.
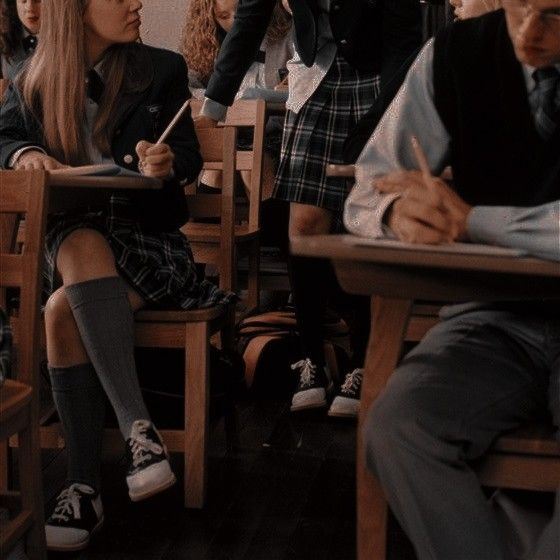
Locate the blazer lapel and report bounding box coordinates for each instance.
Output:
[112,45,154,130]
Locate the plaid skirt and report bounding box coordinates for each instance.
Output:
[43,196,236,310]
[274,55,380,220]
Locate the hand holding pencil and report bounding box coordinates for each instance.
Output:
[373,135,472,243]
[136,98,191,178]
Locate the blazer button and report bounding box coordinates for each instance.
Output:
[123,154,134,164]
[340,39,348,45]
[332,3,340,9]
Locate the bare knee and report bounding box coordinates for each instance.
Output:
[44,288,75,335]
[56,229,117,284]
[289,204,333,237]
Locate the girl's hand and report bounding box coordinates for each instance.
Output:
[14,151,67,171]
[136,141,175,178]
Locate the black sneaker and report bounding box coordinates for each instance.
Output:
[45,483,104,552]
[290,358,332,412]
[328,368,363,418]
[125,419,176,502]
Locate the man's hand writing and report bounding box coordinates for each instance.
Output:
[374,170,472,243]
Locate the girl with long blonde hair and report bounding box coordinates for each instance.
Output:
[0,0,233,551]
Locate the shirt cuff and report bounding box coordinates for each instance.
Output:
[8,146,47,169]
[201,97,228,122]
[466,206,513,245]
[344,192,401,238]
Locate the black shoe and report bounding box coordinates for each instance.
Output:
[45,483,104,552]
[290,358,332,412]
[125,420,176,502]
[328,368,363,418]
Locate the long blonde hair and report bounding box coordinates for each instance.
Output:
[21,0,128,165]
[181,0,291,87]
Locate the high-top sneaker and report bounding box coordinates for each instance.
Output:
[45,483,104,552]
[125,420,176,502]
[290,358,332,412]
[328,368,364,418]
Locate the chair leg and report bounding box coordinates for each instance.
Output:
[0,439,8,492]
[19,411,47,559]
[184,321,210,509]
[246,247,260,312]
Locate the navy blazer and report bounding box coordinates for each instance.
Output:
[205,0,422,108]
[0,44,202,232]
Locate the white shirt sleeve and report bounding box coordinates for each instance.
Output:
[344,40,451,238]
[468,202,560,262]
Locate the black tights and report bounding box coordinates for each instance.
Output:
[289,254,370,369]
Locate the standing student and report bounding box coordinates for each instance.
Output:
[197,0,422,417]
[181,0,292,200]
[0,0,233,552]
[0,0,41,80]
[345,2,560,558]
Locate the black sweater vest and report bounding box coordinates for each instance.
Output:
[433,10,560,207]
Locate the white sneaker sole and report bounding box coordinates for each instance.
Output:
[290,398,328,412]
[46,515,104,552]
[128,472,176,502]
[328,396,360,418]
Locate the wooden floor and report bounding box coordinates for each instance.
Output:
[41,400,390,560]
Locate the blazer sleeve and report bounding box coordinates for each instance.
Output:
[380,0,422,88]
[205,0,277,107]
[0,81,45,168]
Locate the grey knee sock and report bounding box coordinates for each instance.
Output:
[49,363,106,490]
[64,276,150,438]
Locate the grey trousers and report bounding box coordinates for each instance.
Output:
[365,307,560,560]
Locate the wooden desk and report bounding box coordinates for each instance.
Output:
[47,173,161,212]
[291,233,560,560]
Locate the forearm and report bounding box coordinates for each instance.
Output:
[468,202,560,262]
[203,0,276,110]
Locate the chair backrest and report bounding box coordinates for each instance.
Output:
[190,98,267,230]
[0,79,9,103]
[186,126,237,287]
[0,170,49,386]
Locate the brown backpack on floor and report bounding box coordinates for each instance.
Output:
[237,310,350,396]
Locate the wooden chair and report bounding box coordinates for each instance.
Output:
[0,79,9,102]
[35,132,237,509]
[187,99,267,311]
[0,170,47,559]
[325,163,560,559]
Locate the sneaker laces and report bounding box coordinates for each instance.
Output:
[51,484,92,522]
[128,420,163,469]
[291,358,317,388]
[341,369,363,393]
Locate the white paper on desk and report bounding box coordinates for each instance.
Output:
[345,236,527,257]
[50,164,142,178]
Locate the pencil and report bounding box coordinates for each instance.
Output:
[156,98,191,144]
[410,135,437,192]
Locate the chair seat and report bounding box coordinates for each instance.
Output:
[491,423,560,456]
[0,379,32,421]
[135,304,227,323]
[182,222,259,242]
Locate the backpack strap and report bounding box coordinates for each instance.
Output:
[243,334,284,388]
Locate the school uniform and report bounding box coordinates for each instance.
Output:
[0,43,234,310]
[202,0,422,220]
[0,31,37,80]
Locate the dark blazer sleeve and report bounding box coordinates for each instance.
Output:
[380,0,422,88]
[0,80,45,168]
[205,0,277,107]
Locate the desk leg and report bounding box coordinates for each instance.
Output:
[358,296,412,560]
